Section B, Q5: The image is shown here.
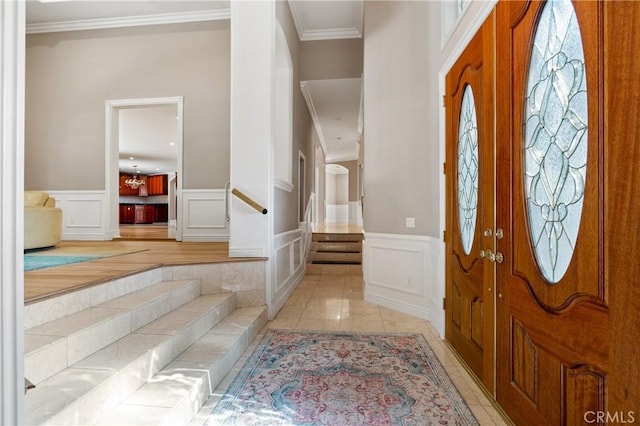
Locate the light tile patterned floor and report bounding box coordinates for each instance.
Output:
[192,268,512,426]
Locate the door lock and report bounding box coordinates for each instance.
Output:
[485,249,504,264]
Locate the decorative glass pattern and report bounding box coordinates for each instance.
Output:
[457,85,479,255]
[525,0,587,283]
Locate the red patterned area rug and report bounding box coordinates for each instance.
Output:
[207,330,478,425]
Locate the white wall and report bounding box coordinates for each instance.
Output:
[363,1,436,237]
[25,20,230,191]
[362,0,443,332]
[362,0,495,337]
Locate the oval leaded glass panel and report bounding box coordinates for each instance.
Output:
[524,0,587,284]
[458,85,479,255]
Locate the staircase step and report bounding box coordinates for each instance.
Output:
[312,232,363,242]
[25,279,201,386]
[24,293,237,426]
[310,251,362,264]
[311,241,362,253]
[93,306,268,426]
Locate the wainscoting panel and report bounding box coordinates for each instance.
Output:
[349,201,363,226]
[363,232,444,329]
[47,191,110,240]
[181,189,229,242]
[269,226,308,319]
[325,204,349,224]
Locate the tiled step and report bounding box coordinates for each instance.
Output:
[93,306,268,426]
[24,292,237,426]
[310,251,362,264]
[312,232,363,242]
[25,279,201,386]
[311,241,362,253]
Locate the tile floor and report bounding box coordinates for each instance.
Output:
[192,268,511,426]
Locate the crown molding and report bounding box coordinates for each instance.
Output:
[325,148,359,164]
[26,8,230,34]
[287,0,305,41]
[288,1,362,41]
[299,27,362,41]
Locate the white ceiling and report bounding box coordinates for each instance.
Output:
[118,104,179,176]
[26,0,363,165]
[302,78,362,162]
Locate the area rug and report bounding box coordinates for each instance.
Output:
[24,246,148,272]
[207,330,478,426]
[24,255,100,271]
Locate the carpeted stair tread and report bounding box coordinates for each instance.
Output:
[93,306,268,426]
[24,279,201,386]
[24,292,237,426]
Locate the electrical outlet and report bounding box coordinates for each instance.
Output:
[405,217,415,228]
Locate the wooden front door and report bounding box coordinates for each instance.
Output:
[495,1,608,424]
[445,12,495,393]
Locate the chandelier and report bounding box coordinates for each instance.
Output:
[125,166,145,189]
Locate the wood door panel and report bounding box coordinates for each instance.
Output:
[445,12,495,393]
[496,1,608,424]
[564,365,606,426]
[505,0,603,310]
[605,0,640,414]
[508,317,606,425]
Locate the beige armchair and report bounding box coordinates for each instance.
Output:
[24,191,62,250]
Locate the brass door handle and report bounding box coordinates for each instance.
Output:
[484,250,504,263]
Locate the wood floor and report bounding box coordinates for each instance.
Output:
[24,225,362,305]
[119,224,172,239]
[24,240,258,305]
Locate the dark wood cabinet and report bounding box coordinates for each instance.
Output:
[154,204,168,223]
[119,203,168,224]
[143,205,156,223]
[146,175,168,196]
[119,204,135,224]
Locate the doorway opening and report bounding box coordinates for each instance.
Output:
[325,164,349,224]
[105,96,184,241]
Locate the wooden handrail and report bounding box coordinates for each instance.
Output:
[232,188,268,214]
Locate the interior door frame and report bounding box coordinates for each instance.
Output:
[105,96,184,240]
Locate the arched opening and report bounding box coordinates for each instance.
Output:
[325,164,349,224]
